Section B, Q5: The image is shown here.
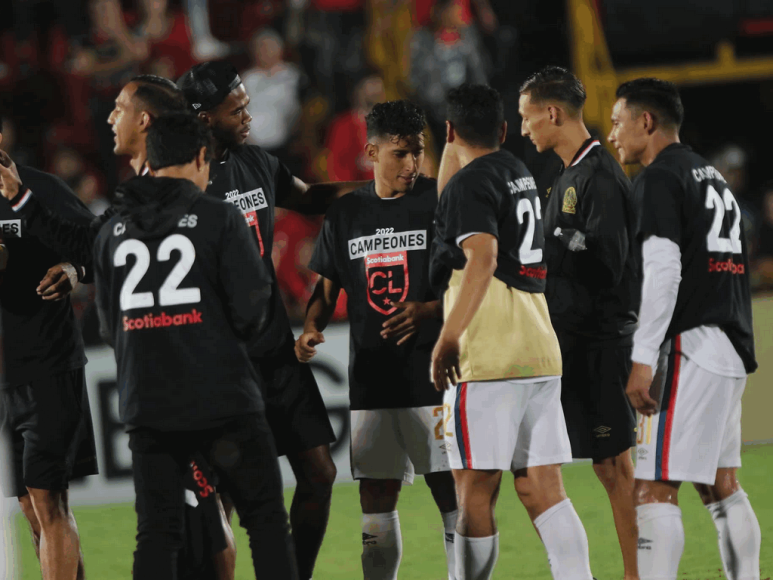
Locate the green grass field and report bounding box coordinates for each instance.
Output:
[14,445,773,579]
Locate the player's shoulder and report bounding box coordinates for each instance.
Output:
[231,144,275,169]
[573,143,629,186]
[636,144,702,193]
[17,164,76,199]
[327,181,375,216]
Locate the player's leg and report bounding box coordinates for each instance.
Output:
[207,413,298,579]
[286,444,337,579]
[256,351,336,580]
[211,493,237,580]
[588,345,639,580]
[512,377,592,580]
[453,468,502,580]
[26,488,80,580]
[693,375,760,580]
[633,479,684,580]
[397,405,458,579]
[130,428,189,579]
[351,409,410,580]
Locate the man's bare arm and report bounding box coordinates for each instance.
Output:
[283,177,369,215]
[295,277,342,362]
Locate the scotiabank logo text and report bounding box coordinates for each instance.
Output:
[708,257,745,275]
[123,308,203,331]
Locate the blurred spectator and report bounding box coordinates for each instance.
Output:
[50,146,108,215]
[301,0,368,112]
[0,117,35,167]
[413,0,498,34]
[711,143,758,249]
[238,1,287,43]
[410,0,488,153]
[273,209,348,321]
[752,183,773,292]
[72,0,147,194]
[183,0,231,60]
[241,28,304,157]
[133,0,197,79]
[324,74,385,181]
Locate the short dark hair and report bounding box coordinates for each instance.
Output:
[615,78,684,130]
[177,61,241,113]
[131,75,188,118]
[366,100,426,142]
[445,83,504,149]
[519,66,586,114]
[146,113,213,171]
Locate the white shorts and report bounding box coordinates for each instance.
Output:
[634,353,745,485]
[443,378,573,472]
[350,406,451,484]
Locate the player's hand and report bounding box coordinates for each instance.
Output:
[431,331,462,392]
[295,331,325,363]
[381,300,438,345]
[0,151,22,201]
[37,263,79,301]
[626,362,658,416]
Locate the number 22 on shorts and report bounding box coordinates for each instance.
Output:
[434,405,453,440]
[636,413,653,445]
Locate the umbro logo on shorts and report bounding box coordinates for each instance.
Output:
[638,448,648,458]
[593,425,612,438]
[362,532,377,546]
[445,532,455,543]
[638,538,653,550]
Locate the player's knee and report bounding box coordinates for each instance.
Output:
[693,483,715,505]
[298,460,337,498]
[26,489,68,527]
[592,460,627,495]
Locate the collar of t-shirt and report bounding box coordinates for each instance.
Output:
[568,138,601,167]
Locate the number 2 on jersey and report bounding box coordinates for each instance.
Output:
[517,197,543,264]
[114,234,201,311]
[706,184,742,254]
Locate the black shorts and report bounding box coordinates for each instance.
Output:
[557,332,637,461]
[178,453,228,580]
[0,367,99,498]
[252,339,336,457]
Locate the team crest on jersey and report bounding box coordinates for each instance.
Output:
[546,187,552,198]
[365,251,410,315]
[562,187,577,214]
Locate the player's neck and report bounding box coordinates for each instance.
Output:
[641,132,680,167]
[456,145,498,169]
[374,178,407,199]
[130,147,147,176]
[554,122,592,168]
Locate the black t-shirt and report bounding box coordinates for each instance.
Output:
[94,177,272,430]
[543,139,640,342]
[430,149,547,294]
[0,166,93,387]
[635,143,757,373]
[308,177,443,410]
[205,144,296,358]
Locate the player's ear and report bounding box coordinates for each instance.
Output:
[197,111,211,126]
[139,111,152,132]
[196,147,207,170]
[365,142,378,162]
[642,111,657,135]
[499,121,508,144]
[446,121,455,144]
[547,105,561,126]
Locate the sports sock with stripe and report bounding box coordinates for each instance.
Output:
[534,498,593,580]
[636,502,684,580]
[706,489,761,580]
[455,532,498,580]
[361,511,402,580]
[442,509,459,580]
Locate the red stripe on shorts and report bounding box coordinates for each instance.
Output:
[459,383,473,469]
[661,334,681,480]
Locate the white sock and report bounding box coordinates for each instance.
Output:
[361,511,402,580]
[706,490,761,580]
[534,499,593,580]
[636,503,685,580]
[455,532,498,580]
[442,510,459,580]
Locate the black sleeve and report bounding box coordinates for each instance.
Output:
[13,190,113,268]
[440,175,500,243]
[307,210,342,286]
[635,168,682,245]
[93,230,114,348]
[218,205,273,341]
[269,151,295,210]
[579,170,631,287]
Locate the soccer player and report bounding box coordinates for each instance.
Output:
[177,60,368,580]
[430,83,594,580]
[0,123,98,580]
[1,76,238,580]
[518,66,641,578]
[608,78,761,580]
[296,100,459,580]
[93,113,297,579]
